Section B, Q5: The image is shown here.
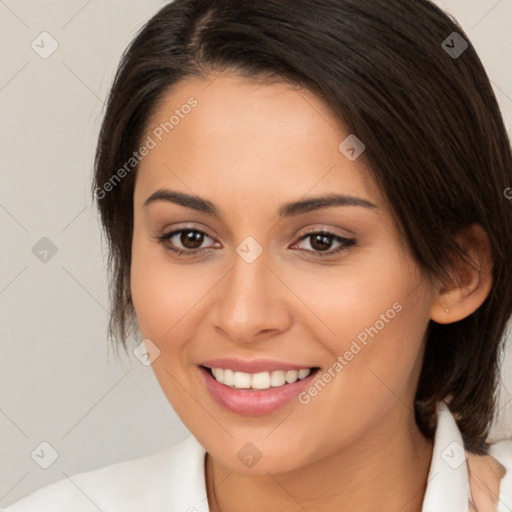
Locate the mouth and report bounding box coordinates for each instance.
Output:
[198,363,321,416]
[202,366,318,390]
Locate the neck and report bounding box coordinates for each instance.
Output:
[205,405,434,512]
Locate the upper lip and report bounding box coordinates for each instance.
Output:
[200,358,317,374]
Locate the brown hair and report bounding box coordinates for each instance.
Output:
[92,0,512,454]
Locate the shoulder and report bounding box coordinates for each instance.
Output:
[1,435,206,512]
[487,437,512,511]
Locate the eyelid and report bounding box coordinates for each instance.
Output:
[294,223,357,240]
[157,222,217,241]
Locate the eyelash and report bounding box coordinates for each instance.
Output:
[155,228,356,258]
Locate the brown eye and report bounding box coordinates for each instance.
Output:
[294,231,356,256]
[180,230,205,249]
[156,228,219,255]
[310,233,334,251]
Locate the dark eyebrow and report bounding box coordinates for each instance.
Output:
[143,189,378,218]
[278,194,378,216]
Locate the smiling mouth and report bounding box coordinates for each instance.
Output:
[201,366,320,390]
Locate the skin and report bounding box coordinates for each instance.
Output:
[467,452,506,512]
[130,72,495,511]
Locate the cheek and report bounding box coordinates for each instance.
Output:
[282,249,431,405]
[129,238,201,410]
[285,275,430,459]
[276,248,426,353]
[130,237,169,338]
[130,234,216,349]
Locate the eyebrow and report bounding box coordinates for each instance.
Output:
[143,189,378,218]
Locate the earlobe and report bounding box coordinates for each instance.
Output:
[430,225,493,325]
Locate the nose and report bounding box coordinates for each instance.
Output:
[212,248,292,344]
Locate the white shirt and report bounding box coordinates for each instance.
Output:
[3,401,512,512]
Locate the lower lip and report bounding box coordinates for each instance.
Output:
[199,366,317,416]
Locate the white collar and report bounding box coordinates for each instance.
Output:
[421,400,471,511]
[177,400,472,511]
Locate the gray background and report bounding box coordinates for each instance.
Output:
[1,0,511,507]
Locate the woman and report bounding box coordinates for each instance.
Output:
[3,0,512,510]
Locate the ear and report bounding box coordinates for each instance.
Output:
[430,224,493,324]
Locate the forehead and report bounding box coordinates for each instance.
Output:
[134,73,382,209]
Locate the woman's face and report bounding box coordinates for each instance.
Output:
[131,72,436,474]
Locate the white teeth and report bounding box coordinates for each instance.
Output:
[285,370,298,383]
[251,371,271,389]
[270,370,286,387]
[234,371,252,389]
[208,367,313,389]
[223,369,235,386]
[298,368,311,379]
[212,368,224,381]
